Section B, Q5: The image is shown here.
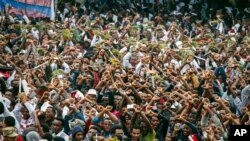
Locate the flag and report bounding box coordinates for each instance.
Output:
[71,90,84,99]
[1,0,55,20]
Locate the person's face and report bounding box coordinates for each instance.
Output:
[158,30,164,38]
[5,91,14,100]
[128,96,135,104]
[21,107,30,120]
[188,115,196,123]
[72,63,80,70]
[42,92,50,100]
[19,62,26,69]
[12,74,21,85]
[131,128,141,141]
[84,41,90,48]
[83,58,90,65]
[63,56,73,64]
[140,122,148,135]
[140,94,147,102]
[183,124,191,136]
[197,122,202,131]
[87,129,97,139]
[169,117,175,125]
[114,95,122,105]
[114,129,124,139]
[27,55,34,62]
[75,131,84,141]
[151,116,160,129]
[130,57,138,65]
[103,120,112,132]
[101,97,109,105]
[43,35,49,41]
[86,94,97,102]
[76,44,83,51]
[45,108,55,121]
[52,120,63,134]
[217,76,223,83]
[83,66,90,72]
[156,103,163,111]
[125,115,131,128]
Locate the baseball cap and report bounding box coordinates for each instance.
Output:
[87,89,97,96]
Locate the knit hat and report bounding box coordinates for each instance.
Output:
[71,126,84,138]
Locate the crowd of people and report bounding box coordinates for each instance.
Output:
[0,0,250,141]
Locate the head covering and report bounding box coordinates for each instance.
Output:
[69,119,85,130]
[2,127,18,138]
[26,131,41,141]
[87,89,97,96]
[71,126,84,138]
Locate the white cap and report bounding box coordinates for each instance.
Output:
[175,41,183,49]
[87,89,97,96]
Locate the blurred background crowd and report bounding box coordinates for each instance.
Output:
[0,0,250,141]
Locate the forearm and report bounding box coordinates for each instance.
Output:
[122,94,133,104]
[140,112,153,132]
[95,80,106,90]
[176,106,185,115]
[91,51,99,61]
[97,110,106,119]
[240,114,248,124]
[107,112,119,124]
[150,62,163,73]
[191,74,200,89]
[147,99,155,106]
[219,102,231,113]
[166,108,177,116]
[131,113,139,126]
[144,88,154,96]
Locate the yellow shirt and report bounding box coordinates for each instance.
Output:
[141,130,156,141]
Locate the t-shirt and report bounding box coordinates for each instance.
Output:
[141,130,156,141]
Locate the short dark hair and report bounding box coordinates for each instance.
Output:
[4,89,13,94]
[4,116,16,127]
[53,136,65,141]
[130,125,141,133]
[54,117,65,126]
[89,125,102,133]
[46,106,56,115]
[111,125,123,134]
[42,133,53,141]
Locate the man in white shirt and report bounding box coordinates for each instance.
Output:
[52,117,69,141]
